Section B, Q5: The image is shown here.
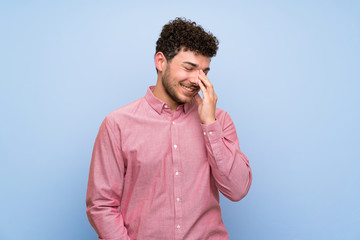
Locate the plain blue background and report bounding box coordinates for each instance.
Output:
[1,1,359,239]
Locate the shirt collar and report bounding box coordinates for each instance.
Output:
[144,86,195,115]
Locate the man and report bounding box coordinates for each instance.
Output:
[86,17,252,240]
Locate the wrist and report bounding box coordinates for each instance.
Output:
[202,118,216,125]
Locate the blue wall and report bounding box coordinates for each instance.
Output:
[1,1,359,239]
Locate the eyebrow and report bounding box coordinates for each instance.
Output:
[183,61,210,72]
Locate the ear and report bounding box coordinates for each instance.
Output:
[155,52,167,72]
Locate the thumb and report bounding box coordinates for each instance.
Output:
[194,94,202,106]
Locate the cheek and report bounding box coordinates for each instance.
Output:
[168,68,193,85]
[176,71,192,82]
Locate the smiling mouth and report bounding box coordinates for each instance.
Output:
[180,83,199,93]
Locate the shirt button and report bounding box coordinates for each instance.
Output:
[164,105,168,108]
[209,131,213,135]
[177,225,180,229]
[203,132,206,135]
[174,144,177,149]
[175,171,179,175]
[176,197,180,202]
[172,121,175,125]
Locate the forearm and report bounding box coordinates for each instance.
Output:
[86,160,130,240]
[202,117,252,201]
[86,191,130,240]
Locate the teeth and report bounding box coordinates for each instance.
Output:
[180,84,194,92]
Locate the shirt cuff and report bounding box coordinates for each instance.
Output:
[201,120,223,144]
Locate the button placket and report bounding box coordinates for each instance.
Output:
[170,116,183,239]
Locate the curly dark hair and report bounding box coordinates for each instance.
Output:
[156,17,219,62]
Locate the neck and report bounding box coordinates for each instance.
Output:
[152,77,178,111]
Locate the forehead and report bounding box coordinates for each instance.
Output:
[172,49,211,67]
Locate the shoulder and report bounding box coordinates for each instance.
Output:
[104,97,146,125]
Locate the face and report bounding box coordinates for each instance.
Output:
[160,49,211,106]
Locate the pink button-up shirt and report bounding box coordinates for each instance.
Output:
[86,86,252,240]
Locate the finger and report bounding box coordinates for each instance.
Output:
[198,78,208,95]
[198,73,215,100]
[198,70,213,90]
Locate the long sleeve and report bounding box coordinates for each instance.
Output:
[201,111,252,201]
[86,117,130,240]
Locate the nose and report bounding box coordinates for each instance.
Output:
[188,70,199,86]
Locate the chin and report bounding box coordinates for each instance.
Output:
[181,95,195,104]
[172,95,191,105]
